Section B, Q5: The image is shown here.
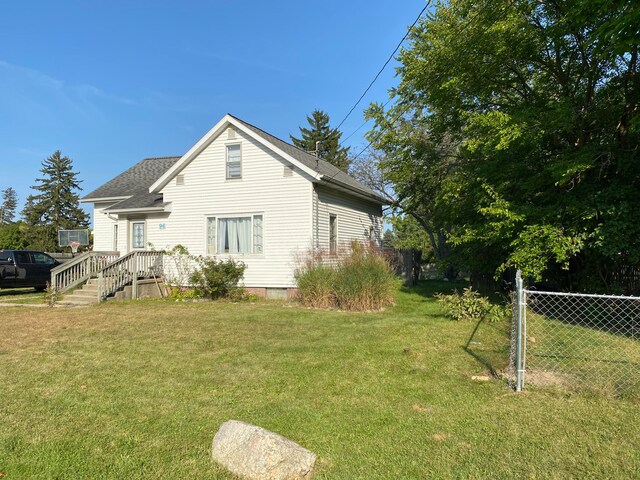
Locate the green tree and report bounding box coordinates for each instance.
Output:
[0,187,18,224]
[22,150,89,251]
[367,0,640,291]
[0,221,28,250]
[290,110,351,171]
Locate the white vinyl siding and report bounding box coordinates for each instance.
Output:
[92,201,119,251]
[316,186,383,253]
[157,128,313,288]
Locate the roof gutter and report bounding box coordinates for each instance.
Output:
[80,196,129,203]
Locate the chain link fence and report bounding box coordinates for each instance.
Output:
[511,271,640,396]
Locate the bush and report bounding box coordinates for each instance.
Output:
[190,257,246,300]
[296,264,336,309]
[296,242,398,311]
[435,287,508,323]
[167,287,201,301]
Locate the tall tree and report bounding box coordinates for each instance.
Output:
[22,150,89,251]
[290,110,351,171]
[367,0,640,291]
[0,187,18,224]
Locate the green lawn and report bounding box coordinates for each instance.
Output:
[0,287,45,304]
[0,281,638,479]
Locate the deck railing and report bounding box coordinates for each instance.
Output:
[96,251,163,301]
[50,251,120,292]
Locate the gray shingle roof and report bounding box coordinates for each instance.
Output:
[104,192,165,211]
[82,157,180,200]
[83,116,386,208]
[229,115,386,203]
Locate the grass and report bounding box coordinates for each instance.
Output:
[0,287,45,304]
[0,281,638,479]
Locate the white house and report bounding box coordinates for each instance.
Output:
[82,114,386,297]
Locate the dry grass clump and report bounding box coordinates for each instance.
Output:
[296,241,399,311]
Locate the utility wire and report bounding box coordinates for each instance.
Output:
[341,0,496,168]
[335,1,432,132]
[340,98,393,146]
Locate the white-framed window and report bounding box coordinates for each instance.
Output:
[113,224,118,251]
[131,221,145,249]
[329,214,338,255]
[206,214,263,255]
[226,144,242,180]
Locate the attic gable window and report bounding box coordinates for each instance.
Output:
[226,144,242,179]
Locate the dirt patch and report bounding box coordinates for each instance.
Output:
[526,369,574,388]
[431,433,451,442]
[412,404,433,414]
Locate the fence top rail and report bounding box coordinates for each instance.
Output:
[524,288,640,301]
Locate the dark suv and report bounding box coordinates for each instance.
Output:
[0,250,61,291]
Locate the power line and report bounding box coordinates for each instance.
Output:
[347,0,492,165]
[340,98,393,146]
[335,1,432,132]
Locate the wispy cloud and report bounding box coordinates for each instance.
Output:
[0,60,136,119]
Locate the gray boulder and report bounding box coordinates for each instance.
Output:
[211,420,316,480]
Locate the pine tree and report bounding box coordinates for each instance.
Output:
[22,150,89,251]
[290,110,351,172]
[0,187,18,224]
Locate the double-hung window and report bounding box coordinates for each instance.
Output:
[226,144,242,179]
[329,214,338,255]
[206,214,263,254]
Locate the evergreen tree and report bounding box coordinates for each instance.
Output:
[22,150,89,251]
[0,186,17,224]
[290,110,351,172]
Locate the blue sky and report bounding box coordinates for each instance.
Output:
[1,1,426,220]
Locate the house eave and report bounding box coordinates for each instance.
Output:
[81,196,129,203]
[106,206,168,214]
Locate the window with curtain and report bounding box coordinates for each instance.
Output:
[206,214,263,254]
[226,144,241,179]
[132,222,145,249]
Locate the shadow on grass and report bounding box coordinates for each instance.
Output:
[400,279,470,298]
[402,280,512,377]
[463,318,501,377]
[0,287,39,297]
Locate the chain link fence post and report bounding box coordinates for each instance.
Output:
[515,270,525,392]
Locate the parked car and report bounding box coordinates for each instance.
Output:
[0,250,61,291]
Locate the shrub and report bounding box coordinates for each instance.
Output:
[435,287,508,323]
[296,264,336,309]
[334,242,398,311]
[167,287,201,301]
[43,282,61,308]
[296,242,398,311]
[190,257,246,300]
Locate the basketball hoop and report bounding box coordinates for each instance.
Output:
[70,241,80,256]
